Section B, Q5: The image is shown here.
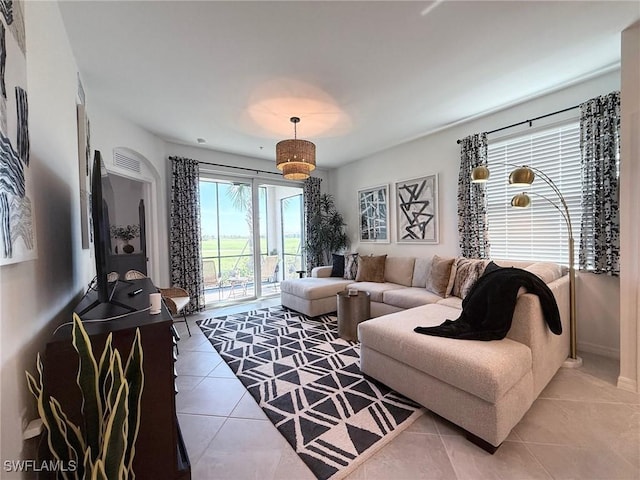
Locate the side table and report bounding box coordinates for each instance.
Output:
[337,291,371,341]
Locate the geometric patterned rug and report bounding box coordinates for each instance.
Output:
[197,306,424,480]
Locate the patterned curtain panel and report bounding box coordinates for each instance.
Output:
[303,176,322,273]
[579,91,621,275]
[169,156,204,313]
[457,133,490,259]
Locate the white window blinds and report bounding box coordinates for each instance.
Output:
[486,122,581,266]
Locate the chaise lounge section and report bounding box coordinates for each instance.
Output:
[280,255,570,451]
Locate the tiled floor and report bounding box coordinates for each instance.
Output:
[174,301,640,480]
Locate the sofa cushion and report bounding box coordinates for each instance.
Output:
[358,303,532,403]
[425,255,456,297]
[524,262,566,284]
[451,258,490,299]
[385,257,415,287]
[412,257,432,288]
[383,287,443,310]
[343,253,359,280]
[280,277,351,300]
[436,296,463,309]
[356,254,387,282]
[330,254,345,277]
[346,282,405,303]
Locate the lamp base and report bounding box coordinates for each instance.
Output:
[562,356,583,369]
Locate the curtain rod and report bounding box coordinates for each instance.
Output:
[456,103,580,144]
[198,160,282,176]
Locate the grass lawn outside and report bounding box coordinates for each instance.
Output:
[201,237,302,280]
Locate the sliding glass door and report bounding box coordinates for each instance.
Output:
[200,178,255,303]
[199,175,303,306]
[281,193,304,280]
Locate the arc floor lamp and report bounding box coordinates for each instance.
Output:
[472,164,582,368]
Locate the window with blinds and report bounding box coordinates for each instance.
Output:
[486,122,581,266]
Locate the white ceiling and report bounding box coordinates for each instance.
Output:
[58,1,639,168]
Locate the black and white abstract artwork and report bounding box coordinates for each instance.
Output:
[358,184,389,242]
[1,0,35,265]
[395,174,439,244]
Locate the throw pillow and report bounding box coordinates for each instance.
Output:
[425,255,456,297]
[355,254,387,283]
[330,254,345,277]
[451,257,490,299]
[343,253,359,280]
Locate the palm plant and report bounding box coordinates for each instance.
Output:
[306,193,349,269]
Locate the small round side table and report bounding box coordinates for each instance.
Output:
[337,291,371,341]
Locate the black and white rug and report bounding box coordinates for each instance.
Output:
[197,306,424,480]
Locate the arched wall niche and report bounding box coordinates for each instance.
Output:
[106,147,162,282]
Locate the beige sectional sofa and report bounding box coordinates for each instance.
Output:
[280,255,570,451]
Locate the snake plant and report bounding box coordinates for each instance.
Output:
[26,314,144,479]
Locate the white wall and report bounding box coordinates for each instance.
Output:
[87,104,168,284]
[109,175,144,253]
[329,70,623,358]
[619,21,640,392]
[0,1,89,469]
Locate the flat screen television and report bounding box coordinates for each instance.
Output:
[92,150,115,302]
[78,150,133,316]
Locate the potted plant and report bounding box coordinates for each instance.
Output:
[305,193,349,269]
[26,315,144,479]
[110,224,140,254]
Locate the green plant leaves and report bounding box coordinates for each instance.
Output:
[72,314,103,461]
[306,193,349,268]
[26,315,144,479]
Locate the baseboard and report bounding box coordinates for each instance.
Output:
[578,341,620,359]
[617,376,638,393]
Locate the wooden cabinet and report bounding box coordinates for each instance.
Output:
[43,278,190,479]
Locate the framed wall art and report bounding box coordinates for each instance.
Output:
[358,184,389,243]
[77,100,91,249]
[0,0,37,266]
[395,174,439,244]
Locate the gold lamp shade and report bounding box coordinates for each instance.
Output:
[511,192,531,208]
[276,117,316,180]
[471,165,490,183]
[509,166,535,187]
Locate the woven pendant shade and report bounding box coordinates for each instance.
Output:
[276,117,316,180]
[281,161,312,180]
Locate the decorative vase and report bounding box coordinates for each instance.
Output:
[123,241,134,254]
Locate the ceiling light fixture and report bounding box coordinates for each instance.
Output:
[276,117,316,180]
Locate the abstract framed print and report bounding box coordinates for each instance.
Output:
[395,174,438,244]
[358,184,389,243]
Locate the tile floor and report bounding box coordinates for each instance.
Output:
[174,300,640,480]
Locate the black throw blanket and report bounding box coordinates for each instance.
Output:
[414,263,562,340]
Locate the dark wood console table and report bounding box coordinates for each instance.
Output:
[43,278,190,479]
